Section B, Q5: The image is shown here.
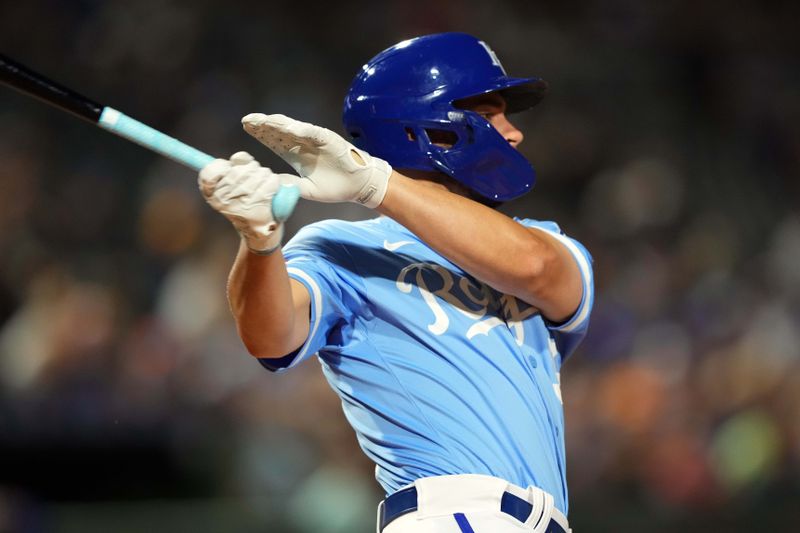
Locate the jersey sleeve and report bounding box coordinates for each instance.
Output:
[517,219,595,359]
[257,222,366,373]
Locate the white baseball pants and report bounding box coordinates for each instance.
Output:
[378,474,572,532]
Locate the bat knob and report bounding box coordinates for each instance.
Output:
[272,184,300,222]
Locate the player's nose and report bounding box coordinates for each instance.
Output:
[493,113,524,148]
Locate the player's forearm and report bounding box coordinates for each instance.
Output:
[227,240,309,358]
[378,172,568,315]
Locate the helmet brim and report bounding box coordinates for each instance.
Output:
[452,77,549,114]
[498,77,549,113]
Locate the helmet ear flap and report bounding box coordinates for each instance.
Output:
[402,123,462,153]
[422,128,459,149]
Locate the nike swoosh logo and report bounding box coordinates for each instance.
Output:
[383,239,415,252]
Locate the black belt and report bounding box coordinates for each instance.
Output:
[378,486,567,532]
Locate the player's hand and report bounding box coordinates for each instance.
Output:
[198,151,300,254]
[242,113,392,208]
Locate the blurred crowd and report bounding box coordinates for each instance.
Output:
[1,0,798,531]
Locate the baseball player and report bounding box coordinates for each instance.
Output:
[199,33,593,532]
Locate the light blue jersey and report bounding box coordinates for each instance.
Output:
[260,216,594,515]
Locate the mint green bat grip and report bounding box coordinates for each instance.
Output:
[98,107,299,222]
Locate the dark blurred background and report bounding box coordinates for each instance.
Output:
[1,0,799,531]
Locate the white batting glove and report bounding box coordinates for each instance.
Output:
[198,151,298,254]
[242,113,392,208]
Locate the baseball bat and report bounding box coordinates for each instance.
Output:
[0,53,299,221]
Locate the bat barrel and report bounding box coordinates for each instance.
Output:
[0,53,103,123]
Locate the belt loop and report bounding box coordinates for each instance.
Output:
[376,499,385,533]
[532,489,555,533]
[522,486,544,529]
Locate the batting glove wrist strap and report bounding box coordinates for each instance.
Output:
[242,113,392,209]
[198,151,290,253]
[240,223,284,255]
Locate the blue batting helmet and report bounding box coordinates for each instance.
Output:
[342,32,548,202]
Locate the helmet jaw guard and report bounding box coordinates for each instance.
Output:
[426,112,535,202]
[343,33,547,202]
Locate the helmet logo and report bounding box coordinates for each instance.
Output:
[478,40,506,74]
